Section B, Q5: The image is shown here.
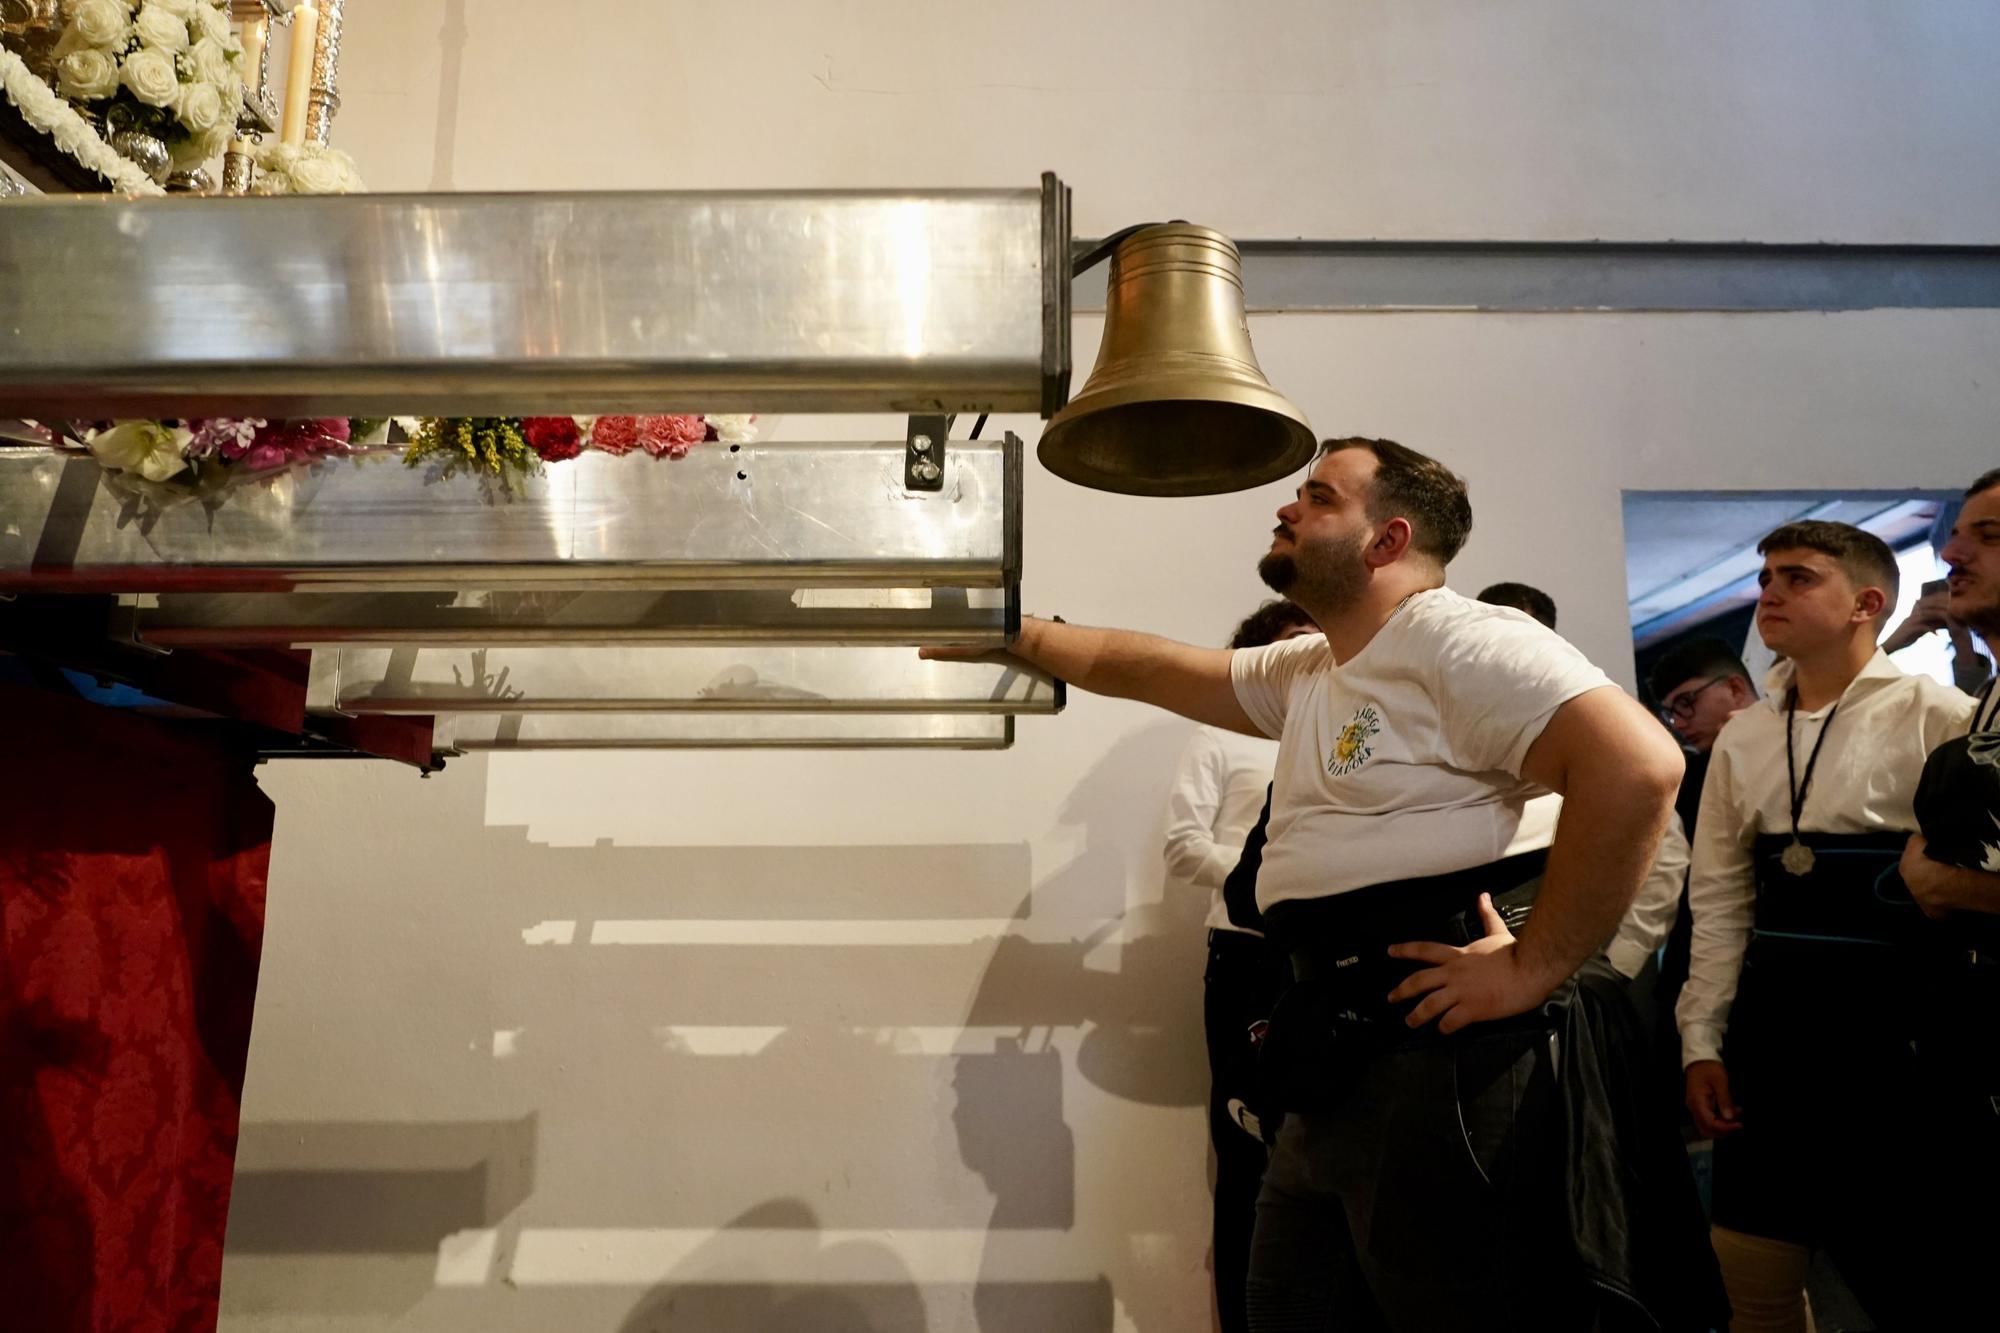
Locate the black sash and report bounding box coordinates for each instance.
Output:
[1747,830,1921,949]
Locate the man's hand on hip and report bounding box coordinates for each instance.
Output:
[1386,893,1557,1034]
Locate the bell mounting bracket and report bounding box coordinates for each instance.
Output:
[905,414,951,492]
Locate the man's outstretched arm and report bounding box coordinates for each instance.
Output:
[925,615,1262,735]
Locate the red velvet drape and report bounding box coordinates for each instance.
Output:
[1,684,271,1332]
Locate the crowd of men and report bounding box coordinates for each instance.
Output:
[966,444,1998,1332]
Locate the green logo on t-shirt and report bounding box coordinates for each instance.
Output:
[1328,704,1381,777]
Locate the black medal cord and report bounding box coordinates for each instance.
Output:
[1785,686,1841,843]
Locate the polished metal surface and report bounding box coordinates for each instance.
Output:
[131,587,1011,648]
[436,711,1014,751]
[0,438,1018,593]
[306,645,1060,714]
[1040,224,1314,497]
[0,183,1065,418]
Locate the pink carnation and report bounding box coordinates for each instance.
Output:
[240,442,290,472]
[590,415,640,455]
[636,414,707,459]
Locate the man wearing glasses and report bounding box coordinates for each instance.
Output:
[1629,642,1762,1045]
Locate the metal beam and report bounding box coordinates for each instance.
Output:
[0,439,1020,594]
[435,712,1016,752]
[307,646,1061,715]
[1074,240,2000,313]
[0,182,1069,418]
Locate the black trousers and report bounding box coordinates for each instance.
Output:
[1244,1024,1590,1333]
[1204,929,1290,1333]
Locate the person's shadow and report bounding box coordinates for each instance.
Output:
[951,720,1213,1331]
[618,1199,926,1333]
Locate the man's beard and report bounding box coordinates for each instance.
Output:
[1258,530,1369,613]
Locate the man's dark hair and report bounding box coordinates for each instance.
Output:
[1228,599,1316,650]
[1317,437,1473,566]
[1476,582,1557,630]
[1756,520,1900,615]
[1967,467,2000,500]
[1646,636,1753,705]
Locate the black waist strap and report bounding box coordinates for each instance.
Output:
[1748,831,1919,948]
[1267,849,1548,1012]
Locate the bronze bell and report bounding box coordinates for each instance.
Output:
[1038,223,1315,497]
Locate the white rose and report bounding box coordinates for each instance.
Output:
[133,4,191,53]
[174,78,225,134]
[153,0,201,18]
[289,153,349,195]
[89,421,192,483]
[120,47,181,106]
[61,0,131,50]
[186,35,232,85]
[55,47,122,101]
[191,2,229,45]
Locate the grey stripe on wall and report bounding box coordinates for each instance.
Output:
[1071,240,2000,313]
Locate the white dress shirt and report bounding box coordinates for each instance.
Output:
[1510,792,1689,979]
[1674,650,1974,1066]
[1164,725,1278,933]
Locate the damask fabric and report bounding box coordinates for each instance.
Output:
[0,683,272,1333]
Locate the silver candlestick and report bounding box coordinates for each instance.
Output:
[306,0,345,147]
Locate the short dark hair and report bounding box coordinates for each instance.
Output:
[1756,520,1900,614]
[1227,599,1316,650]
[1646,636,1753,704]
[1476,582,1557,630]
[1967,468,2000,500]
[1317,437,1473,566]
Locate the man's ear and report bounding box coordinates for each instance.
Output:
[1854,586,1889,625]
[1369,517,1415,568]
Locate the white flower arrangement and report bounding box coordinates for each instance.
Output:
[0,45,164,193]
[252,139,365,195]
[40,0,247,172]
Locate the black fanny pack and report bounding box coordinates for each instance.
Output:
[1256,851,1550,1115]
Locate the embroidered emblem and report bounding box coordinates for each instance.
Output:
[1327,705,1381,777]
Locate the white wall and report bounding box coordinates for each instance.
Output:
[222,4,2000,1331]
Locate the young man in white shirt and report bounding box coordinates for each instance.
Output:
[1676,520,1974,1333]
[937,438,1713,1330]
[1161,598,1317,1333]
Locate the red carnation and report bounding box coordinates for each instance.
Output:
[636,414,707,459]
[524,416,583,462]
[590,415,639,455]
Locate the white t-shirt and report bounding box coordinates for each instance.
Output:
[1229,587,1614,911]
[1163,725,1278,934]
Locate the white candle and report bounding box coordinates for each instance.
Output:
[279,3,319,147]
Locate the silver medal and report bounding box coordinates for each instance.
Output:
[1780,840,1816,876]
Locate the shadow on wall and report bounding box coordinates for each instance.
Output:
[618,1200,925,1333]
[229,724,1206,1329]
[964,721,1210,1108]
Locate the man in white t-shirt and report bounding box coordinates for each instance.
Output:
[1162,598,1317,1333]
[933,438,1711,1330]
